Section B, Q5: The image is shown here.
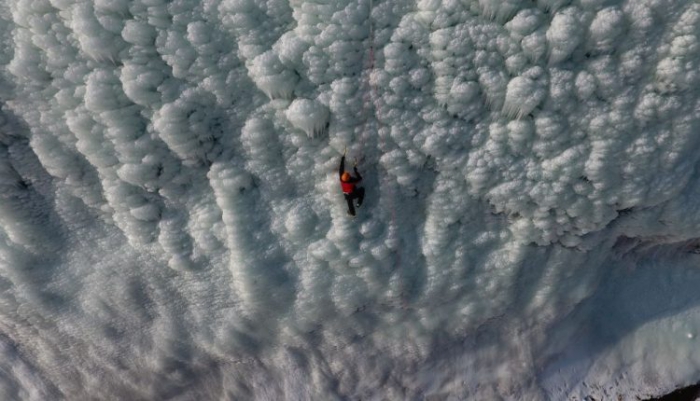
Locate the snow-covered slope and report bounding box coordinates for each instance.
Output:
[1,0,700,399]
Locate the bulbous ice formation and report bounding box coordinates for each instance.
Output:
[285,98,330,138]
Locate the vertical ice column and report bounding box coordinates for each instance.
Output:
[208,162,294,316]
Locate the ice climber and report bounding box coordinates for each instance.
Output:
[339,152,364,217]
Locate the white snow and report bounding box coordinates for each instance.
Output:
[1,0,700,400]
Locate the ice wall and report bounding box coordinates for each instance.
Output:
[1,0,700,399]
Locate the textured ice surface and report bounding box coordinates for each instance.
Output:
[1,0,700,399]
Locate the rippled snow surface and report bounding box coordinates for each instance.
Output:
[1,0,700,399]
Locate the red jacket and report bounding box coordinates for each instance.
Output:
[340,180,355,194]
[339,155,362,194]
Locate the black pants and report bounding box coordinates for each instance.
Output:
[344,187,365,216]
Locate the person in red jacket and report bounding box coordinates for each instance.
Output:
[339,153,364,216]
